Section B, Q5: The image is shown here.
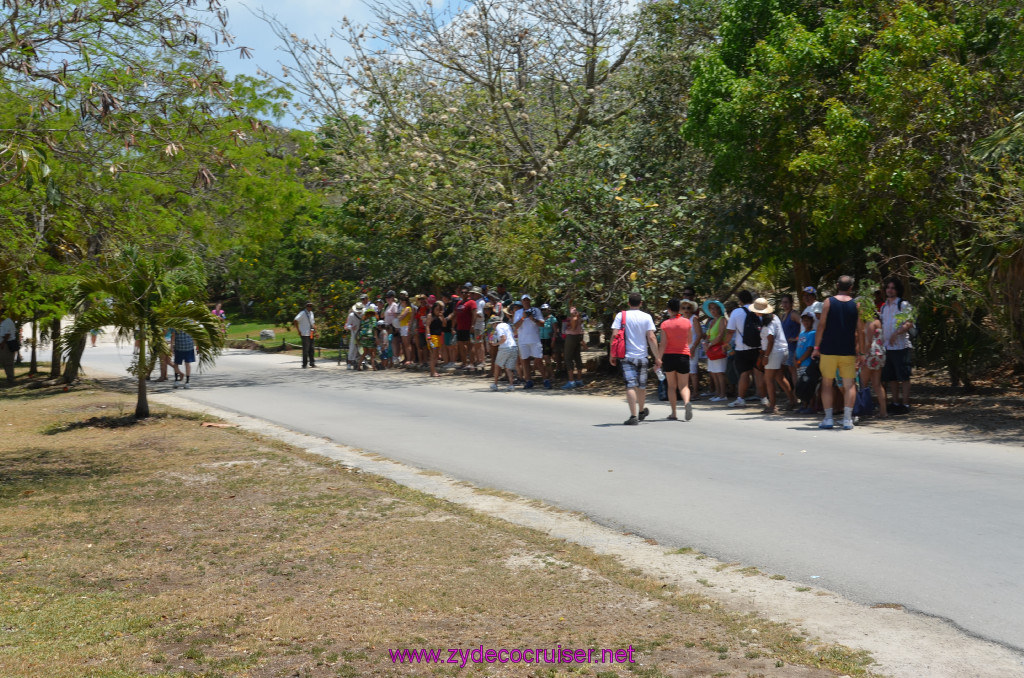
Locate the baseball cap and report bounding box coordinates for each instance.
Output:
[385,290,395,298]
[803,286,817,294]
[540,303,550,310]
[521,294,531,301]
[801,308,815,317]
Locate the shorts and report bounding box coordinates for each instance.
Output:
[881,348,911,382]
[708,358,727,373]
[765,350,787,370]
[417,332,427,349]
[444,331,456,347]
[662,353,690,374]
[399,326,409,337]
[541,341,552,356]
[427,334,441,350]
[621,358,649,389]
[689,355,699,374]
[519,342,543,360]
[174,349,195,365]
[456,329,471,343]
[733,348,759,374]
[820,353,856,382]
[495,345,518,370]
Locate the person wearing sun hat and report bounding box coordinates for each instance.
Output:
[701,299,729,401]
[345,301,364,369]
[752,297,795,414]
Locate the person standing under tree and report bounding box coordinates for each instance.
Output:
[812,276,865,430]
[293,302,317,368]
[0,308,18,385]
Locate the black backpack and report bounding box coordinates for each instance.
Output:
[741,308,762,348]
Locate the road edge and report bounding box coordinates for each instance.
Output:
[151,391,1024,678]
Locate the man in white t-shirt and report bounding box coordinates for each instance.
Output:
[513,294,544,389]
[609,293,662,425]
[489,314,518,391]
[725,289,760,407]
[293,302,317,368]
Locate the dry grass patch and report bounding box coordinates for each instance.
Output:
[0,387,878,677]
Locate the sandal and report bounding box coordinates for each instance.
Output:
[666,414,678,421]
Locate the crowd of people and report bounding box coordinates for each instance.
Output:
[295,276,917,428]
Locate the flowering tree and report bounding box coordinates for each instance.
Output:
[260,0,639,247]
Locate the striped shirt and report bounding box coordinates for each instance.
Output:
[880,298,913,350]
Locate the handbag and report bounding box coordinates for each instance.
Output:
[706,341,726,361]
[853,377,875,417]
[5,339,20,353]
[609,311,628,360]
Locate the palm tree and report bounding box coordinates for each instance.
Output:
[61,245,225,418]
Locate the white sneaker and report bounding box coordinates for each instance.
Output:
[819,417,834,429]
[490,383,498,391]
[729,397,745,408]
[505,384,515,391]
[760,397,770,407]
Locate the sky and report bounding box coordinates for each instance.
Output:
[218,0,374,125]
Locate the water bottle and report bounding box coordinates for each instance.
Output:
[655,367,665,381]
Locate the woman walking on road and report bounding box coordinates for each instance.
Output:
[658,298,694,421]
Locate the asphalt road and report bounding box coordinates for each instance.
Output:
[83,344,1024,651]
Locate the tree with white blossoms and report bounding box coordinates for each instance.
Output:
[260,0,639,255]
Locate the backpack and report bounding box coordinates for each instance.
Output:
[741,308,762,348]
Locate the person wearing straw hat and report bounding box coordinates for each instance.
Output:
[811,275,865,430]
[752,297,795,414]
[701,299,729,401]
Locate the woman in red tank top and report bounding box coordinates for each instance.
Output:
[657,298,694,421]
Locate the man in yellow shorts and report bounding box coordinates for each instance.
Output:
[810,276,865,430]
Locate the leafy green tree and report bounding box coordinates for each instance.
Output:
[61,246,225,418]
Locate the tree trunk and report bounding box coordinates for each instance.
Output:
[62,333,86,383]
[135,331,150,418]
[49,318,62,378]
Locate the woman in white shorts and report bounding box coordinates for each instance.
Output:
[752,298,795,414]
[701,300,729,401]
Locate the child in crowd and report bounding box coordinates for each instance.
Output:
[795,310,817,413]
[358,305,380,370]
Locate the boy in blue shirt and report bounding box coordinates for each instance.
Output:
[794,310,817,413]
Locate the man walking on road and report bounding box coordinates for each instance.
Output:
[293,302,317,368]
[609,293,662,425]
[812,276,865,430]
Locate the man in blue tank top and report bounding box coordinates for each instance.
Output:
[811,276,865,430]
